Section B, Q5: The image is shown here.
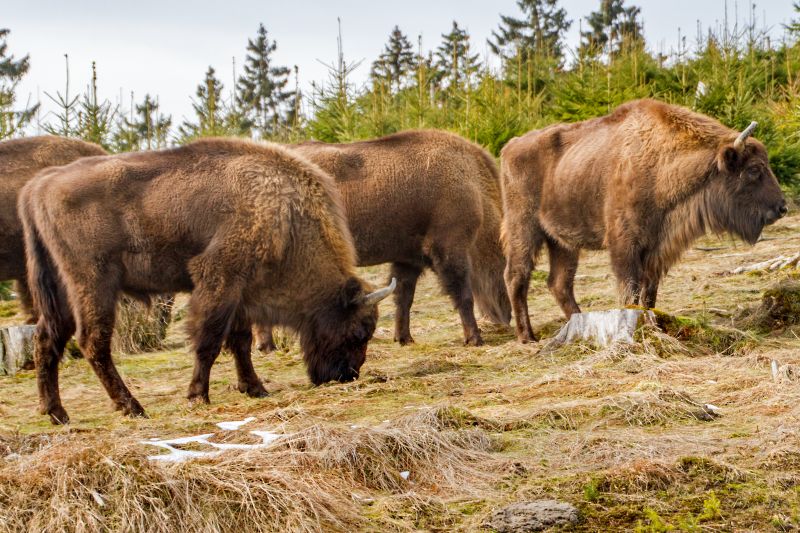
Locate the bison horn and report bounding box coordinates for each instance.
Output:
[362,277,397,306]
[734,121,758,151]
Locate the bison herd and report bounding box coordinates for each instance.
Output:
[0,99,787,424]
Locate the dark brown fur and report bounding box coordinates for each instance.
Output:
[501,99,787,342]
[19,138,385,424]
[0,136,106,321]
[256,130,510,348]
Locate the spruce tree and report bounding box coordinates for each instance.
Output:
[0,28,38,139]
[179,66,228,141]
[77,61,115,149]
[114,94,171,151]
[371,26,415,93]
[236,24,292,138]
[435,21,481,90]
[489,0,572,62]
[580,0,643,57]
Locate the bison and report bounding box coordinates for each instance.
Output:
[19,138,395,424]
[256,130,511,349]
[501,99,787,342]
[0,136,107,321]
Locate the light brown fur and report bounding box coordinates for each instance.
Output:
[256,130,511,348]
[501,99,786,342]
[19,138,386,424]
[0,136,107,320]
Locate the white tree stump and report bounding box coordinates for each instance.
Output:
[0,325,36,376]
[547,309,656,349]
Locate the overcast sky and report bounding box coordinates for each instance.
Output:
[4,1,797,130]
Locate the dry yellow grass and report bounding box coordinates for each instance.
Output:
[3,215,800,531]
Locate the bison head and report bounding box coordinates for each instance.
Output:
[711,122,787,244]
[302,276,395,385]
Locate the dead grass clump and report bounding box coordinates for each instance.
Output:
[400,359,462,378]
[594,460,681,493]
[651,311,750,355]
[0,409,499,532]
[736,278,800,332]
[678,456,749,485]
[602,389,715,426]
[113,295,174,354]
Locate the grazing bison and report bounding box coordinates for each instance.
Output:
[256,130,511,349]
[0,136,106,321]
[19,138,395,424]
[501,99,787,342]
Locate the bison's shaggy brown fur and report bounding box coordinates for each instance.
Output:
[19,138,393,424]
[501,99,787,342]
[257,130,510,349]
[0,136,106,320]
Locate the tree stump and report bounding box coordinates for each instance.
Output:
[547,309,656,349]
[0,325,36,376]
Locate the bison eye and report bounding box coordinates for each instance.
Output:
[745,167,761,180]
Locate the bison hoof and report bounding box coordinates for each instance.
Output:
[239,381,269,398]
[256,341,277,353]
[187,394,210,407]
[465,335,484,347]
[395,335,415,346]
[517,332,538,343]
[47,406,70,425]
[122,400,147,418]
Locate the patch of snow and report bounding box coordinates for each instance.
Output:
[704,403,721,415]
[400,471,410,480]
[216,417,256,430]
[141,428,282,463]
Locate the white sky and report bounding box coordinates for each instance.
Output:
[4,0,797,130]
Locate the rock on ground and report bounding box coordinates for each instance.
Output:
[489,500,579,532]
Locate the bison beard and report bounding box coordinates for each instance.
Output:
[19,138,395,424]
[501,100,787,343]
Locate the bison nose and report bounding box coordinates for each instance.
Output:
[779,204,789,217]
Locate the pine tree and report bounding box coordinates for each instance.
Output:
[435,21,481,90]
[114,94,171,151]
[236,24,292,138]
[43,54,80,137]
[0,28,38,139]
[371,26,415,93]
[77,61,115,149]
[178,66,228,141]
[489,0,572,62]
[580,0,643,57]
[787,2,800,38]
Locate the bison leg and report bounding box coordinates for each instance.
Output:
[15,279,39,324]
[430,248,483,346]
[390,262,422,345]
[641,274,660,309]
[34,310,75,425]
[254,322,277,352]
[609,242,645,306]
[75,281,146,418]
[186,296,237,405]
[504,230,543,343]
[226,313,268,398]
[546,239,581,317]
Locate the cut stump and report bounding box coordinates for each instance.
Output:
[547,309,656,349]
[0,325,36,376]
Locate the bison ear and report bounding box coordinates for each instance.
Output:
[340,276,364,308]
[718,145,744,174]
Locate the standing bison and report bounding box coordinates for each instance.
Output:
[0,136,107,321]
[257,130,511,349]
[19,138,395,424]
[501,99,787,342]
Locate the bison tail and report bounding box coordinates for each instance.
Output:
[20,193,69,342]
[469,220,512,326]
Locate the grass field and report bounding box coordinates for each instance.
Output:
[3,215,800,531]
